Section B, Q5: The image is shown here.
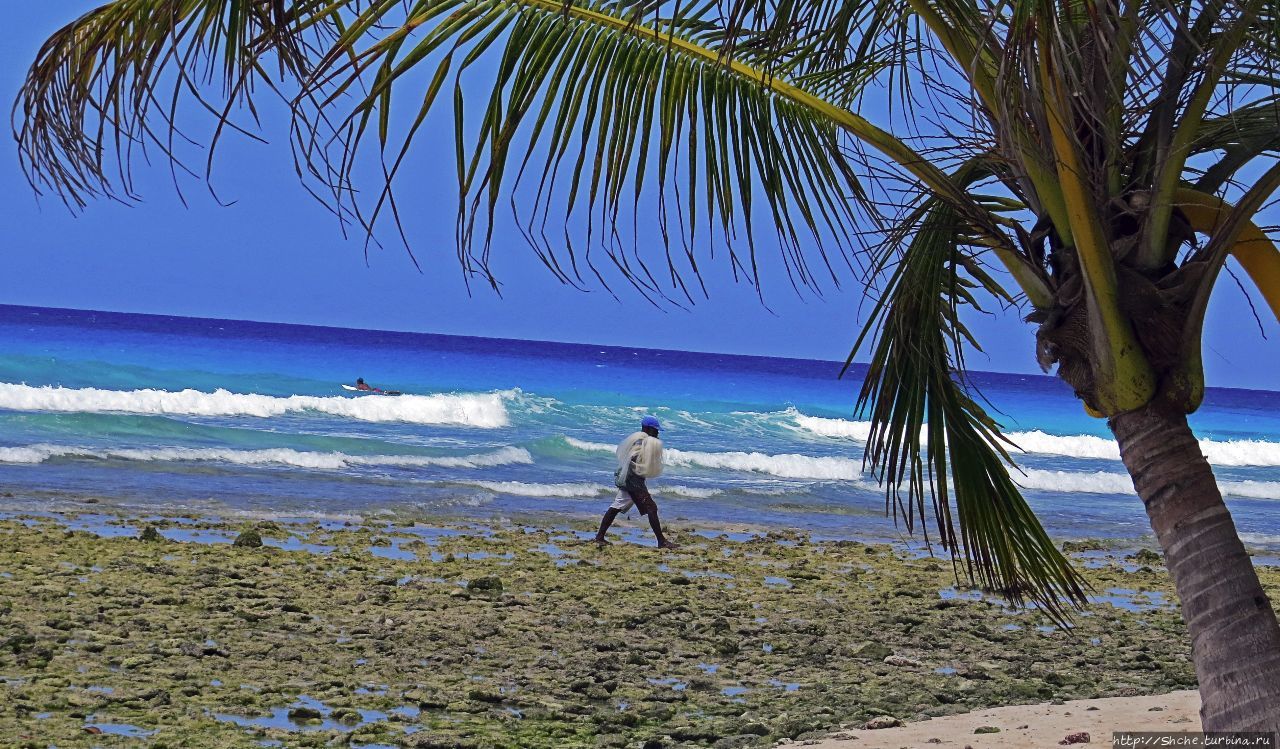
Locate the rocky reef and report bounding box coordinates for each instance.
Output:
[0,512,1255,748]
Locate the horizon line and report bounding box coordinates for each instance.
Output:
[3,302,1275,396]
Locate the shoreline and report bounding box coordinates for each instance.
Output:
[0,507,1249,747]
[6,490,1261,556]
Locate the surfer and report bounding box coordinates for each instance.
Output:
[348,378,402,396]
[594,416,679,549]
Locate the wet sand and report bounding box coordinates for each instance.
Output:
[0,510,1255,747]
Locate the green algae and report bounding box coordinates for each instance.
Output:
[0,513,1268,748]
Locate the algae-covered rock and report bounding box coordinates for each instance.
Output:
[0,514,1214,749]
[287,705,322,721]
[850,641,892,661]
[466,576,502,593]
[1062,540,1107,552]
[401,731,478,748]
[1128,549,1162,564]
[975,725,1001,733]
[139,526,163,542]
[233,529,263,548]
[774,715,827,738]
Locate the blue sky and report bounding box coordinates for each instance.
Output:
[3,5,1277,391]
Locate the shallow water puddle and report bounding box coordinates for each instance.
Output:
[63,515,139,538]
[81,684,114,694]
[161,527,235,544]
[354,684,389,695]
[85,718,155,737]
[535,542,580,567]
[1070,549,1145,572]
[212,694,387,733]
[403,524,481,543]
[1089,587,1172,612]
[264,535,335,554]
[683,569,735,580]
[647,677,687,691]
[938,586,985,601]
[369,537,417,561]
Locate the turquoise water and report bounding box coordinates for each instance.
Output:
[0,304,1277,547]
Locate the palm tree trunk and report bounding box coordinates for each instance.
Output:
[1110,401,1280,732]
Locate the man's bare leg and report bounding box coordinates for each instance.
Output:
[594,507,621,545]
[647,509,678,549]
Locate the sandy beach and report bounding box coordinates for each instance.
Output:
[807,690,1200,748]
[0,510,1249,747]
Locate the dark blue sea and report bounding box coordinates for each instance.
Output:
[0,304,1277,548]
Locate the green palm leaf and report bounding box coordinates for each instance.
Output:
[849,189,1088,620]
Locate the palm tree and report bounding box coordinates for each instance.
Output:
[15,0,1280,731]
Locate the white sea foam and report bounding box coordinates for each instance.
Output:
[0,444,531,470]
[563,437,617,453]
[562,436,1280,498]
[791,413,874,441]
[1005,431,1120,460]
[1219,480,1280,500]
[667,486,723,498]
[0,445,64,464]
[564,436,860,480]
[463,481,608,498]
[789,412,1280,467]
[0,383,511,428]
[459,479,720,499]
[1015,469,1135,495]
[1017,469,1280,500]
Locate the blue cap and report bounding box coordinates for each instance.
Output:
[641,416,661,431]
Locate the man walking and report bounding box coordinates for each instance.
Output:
[594,416,678,549]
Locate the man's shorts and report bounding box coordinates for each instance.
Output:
[610,475,657,516]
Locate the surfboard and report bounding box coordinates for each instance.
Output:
[342,384,403,395]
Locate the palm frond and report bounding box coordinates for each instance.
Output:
[13,0,320,208]
[848,194,1088,620]
[289,0,995,296]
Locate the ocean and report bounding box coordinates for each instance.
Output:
[0,304,1277,549]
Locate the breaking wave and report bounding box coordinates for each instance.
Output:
[459,479,721,499]
[790,413,873,441]
[789,411,1280,467]
[563,436,860,481]
[0,383,512,427]
[1017,468,1280,500]
[0,444,531,470]
[461,481,608,498]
